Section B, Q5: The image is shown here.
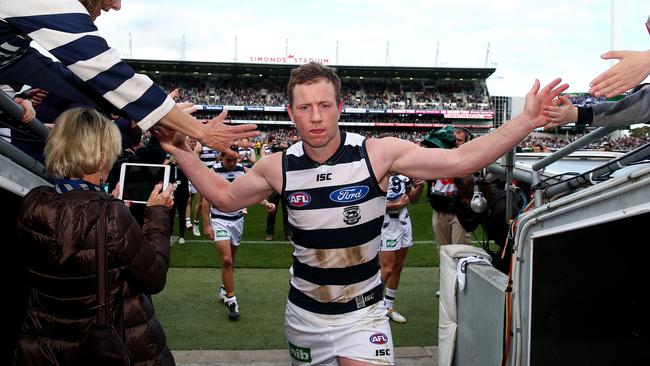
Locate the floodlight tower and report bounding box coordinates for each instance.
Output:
[128,32,133,59]
[610,0,620,66]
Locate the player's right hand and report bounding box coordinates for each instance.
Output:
[204,226,214,240]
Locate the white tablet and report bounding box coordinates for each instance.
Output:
[118,163,170,204]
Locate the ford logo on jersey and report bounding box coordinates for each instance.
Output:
[288,192,311,207]
[329,186,369,203]
[369,332,389,345]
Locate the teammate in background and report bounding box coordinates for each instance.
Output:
[201,154,275,320]
[188,142,221,236]
[237,138,257,168]
[379,173,424,323]
[185,138,202,234]
[156,62,568,365]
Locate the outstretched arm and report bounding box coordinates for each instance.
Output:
[154,116,278,213]
[159,106,259,157]
[589,50,650,97]
[368,79,569,181]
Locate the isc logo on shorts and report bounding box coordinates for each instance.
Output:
[288,342,312,363]
[369,332,389,345]
[288,192,311,207]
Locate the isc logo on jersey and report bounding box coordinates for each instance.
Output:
[288,192,311,207]
[329,186,369,203]
[369,332,389,345]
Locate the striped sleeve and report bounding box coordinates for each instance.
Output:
[0,0,174,130]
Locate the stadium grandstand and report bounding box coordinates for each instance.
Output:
[126,59,497,144]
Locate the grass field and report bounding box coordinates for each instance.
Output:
[155,196,444,350]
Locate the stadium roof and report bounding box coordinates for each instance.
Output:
[125,59,496,80]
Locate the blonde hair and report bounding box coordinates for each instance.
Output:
[45,108,122,178]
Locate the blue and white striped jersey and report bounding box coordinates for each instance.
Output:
[0,0,174,130]
[209,162,246,219]
[386,174,411,216]
[282,131,387,315]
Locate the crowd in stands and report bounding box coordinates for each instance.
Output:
[520,134,650,152]
[256,126,650,153]
[153,75,492,111]
[569,94,608,107]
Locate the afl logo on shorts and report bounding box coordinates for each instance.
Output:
[329,186,369,203]
[288,192,311,207]
[369,332,389,345]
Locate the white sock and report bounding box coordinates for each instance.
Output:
[385,288,397,309]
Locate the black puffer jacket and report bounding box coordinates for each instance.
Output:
[15,187,174,365]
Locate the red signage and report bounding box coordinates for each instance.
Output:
[248,54,330,64]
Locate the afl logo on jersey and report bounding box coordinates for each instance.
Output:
[369,332,389,345]
[288,192,311,207]
[329,186,369,203]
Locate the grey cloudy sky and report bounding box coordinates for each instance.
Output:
[94,0,650,96]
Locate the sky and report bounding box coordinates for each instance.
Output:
[93,0,650,97]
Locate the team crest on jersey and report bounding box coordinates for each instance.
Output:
[329,185,369,203]
[288,192,311,207]
[343,205,361,225]
[369,332,389,345]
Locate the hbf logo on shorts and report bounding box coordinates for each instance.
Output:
[369,332,389,345]
[329,186,369,203]
[288,192,311,207]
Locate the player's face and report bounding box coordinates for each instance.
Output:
[287,79,343,150]
[222,156,238,170]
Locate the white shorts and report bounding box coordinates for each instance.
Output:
[284,301,395,365]
[188,181,197,194]
[379,214,413,252]
[210,218,244,246]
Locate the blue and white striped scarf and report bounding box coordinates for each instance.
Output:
[54,178,103,194]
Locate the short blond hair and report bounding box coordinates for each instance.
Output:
[45,108,122,178]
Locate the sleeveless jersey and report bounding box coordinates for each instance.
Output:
[210,162,246,220]
[386,174,412,218]
[238,146,255,168]
[282,131,386,315]
[200,146,220,168]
